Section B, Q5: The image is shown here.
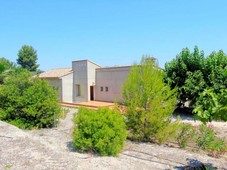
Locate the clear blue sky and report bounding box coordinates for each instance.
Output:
[0,0,227,70]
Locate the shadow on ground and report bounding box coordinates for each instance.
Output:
[172,108,195,121]
[174,158,217,170]
[66,141,76,152]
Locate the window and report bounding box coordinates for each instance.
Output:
[76,84,81,96]
[100,86,103,92]
[105,87,108,92]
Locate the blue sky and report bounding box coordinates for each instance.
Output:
[0,0,227,70]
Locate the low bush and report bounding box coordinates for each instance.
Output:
[72,107,127,156]
[195,124,227,155]
[174,123,227,157]
[176,123,195,148]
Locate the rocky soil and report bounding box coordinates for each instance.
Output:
[0,108,227,170]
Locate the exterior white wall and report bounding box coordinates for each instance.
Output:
[61,73,73,103]
[72,60,100,103]
[95,66,131,102]
[46,78,62,101]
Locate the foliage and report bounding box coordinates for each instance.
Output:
[193,89,227,123]
[176,123,195,148]
[164,46,227,108]
[174,123,227,157]
[17,45,39,72]
[73,107,127,156]
[184,70,206,105]
[122,56,177,143]
[0,57,14,73]
[4,164,13,169]
[164,46,205,106]
[195,124,227,155]
[0,68,61,129]
[209,145,227,158]
[0,57,15,84]
[59,107,70,119]
[203,50,227,92]
[154,120,180,144]
[196,124,214,150]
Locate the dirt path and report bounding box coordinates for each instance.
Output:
[26,107,76,152]
[0,108,227,169]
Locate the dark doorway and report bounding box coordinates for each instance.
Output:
[90,86,94,101]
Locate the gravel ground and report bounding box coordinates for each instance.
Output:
[0,108,227,170]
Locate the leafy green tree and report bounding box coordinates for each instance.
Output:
[17,45,39,72]
[165,46,227,109]
[0,57,15,84]
[164,46,205,106]
[184,70,206,105]
[203,50,227,92]
[193,89,227,123]
[0,68,60,129]
[122,56,177,143]
[0,57,14,73]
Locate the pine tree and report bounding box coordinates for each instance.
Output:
[122,56,177,142]
[17,45,39,72]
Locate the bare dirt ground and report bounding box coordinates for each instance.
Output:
[0,108,227,170]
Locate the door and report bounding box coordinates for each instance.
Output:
[90,86,94,100]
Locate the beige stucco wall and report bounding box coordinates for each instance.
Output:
[95,66,131,102]
[46,78,62,101]
[72,60,100,103]
[61,73,73,103]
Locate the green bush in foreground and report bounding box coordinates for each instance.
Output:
[73,107,127,156]
[0,68,61,129]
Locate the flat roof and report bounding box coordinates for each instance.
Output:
[72,59,101,67]
[96,65,131,70]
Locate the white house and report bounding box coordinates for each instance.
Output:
[39,68,73,103]
[39,60,131,103]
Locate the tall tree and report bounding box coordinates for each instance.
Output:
[122,56,177,142]
[164,46,206,107]
[17,45,39,72]
[164,46,227,108]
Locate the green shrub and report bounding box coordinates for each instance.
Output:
[195,124,227,154]
[72,107,127,156]
[175,123,227,157]
[0,68,61,129]
[176,123,195,148]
